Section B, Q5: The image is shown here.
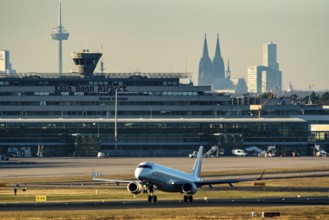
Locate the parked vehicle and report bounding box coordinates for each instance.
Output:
[97,152,106,158]
[0,154,9,161]
[232,149,247,157]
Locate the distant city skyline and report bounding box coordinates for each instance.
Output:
[0,0,328,91]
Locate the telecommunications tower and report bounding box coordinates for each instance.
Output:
[51,0,69,76]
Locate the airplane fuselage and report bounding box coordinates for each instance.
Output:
[135,162,200,193]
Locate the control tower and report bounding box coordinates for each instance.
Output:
[71,49,102,77]
[51,0,69,77]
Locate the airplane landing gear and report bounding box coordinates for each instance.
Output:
[148,195,157,203]
[146,185,157,203]
[183,195,193,202]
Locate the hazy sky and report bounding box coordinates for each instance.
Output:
[0,0,328,90]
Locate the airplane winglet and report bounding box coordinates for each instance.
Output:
[91,169,102,178]
[257,170,265,181]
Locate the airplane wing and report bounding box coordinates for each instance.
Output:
[91,170,138,185]
[195,170,265,187]
[92,177,134,185]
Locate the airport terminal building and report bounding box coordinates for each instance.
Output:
[0,52,328,157]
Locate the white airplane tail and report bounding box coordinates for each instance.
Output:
[192,146,203,178]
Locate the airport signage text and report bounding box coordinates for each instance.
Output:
[55,85,127,94]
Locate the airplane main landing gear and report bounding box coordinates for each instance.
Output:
[183,195,193,202]
[148,195,157,203]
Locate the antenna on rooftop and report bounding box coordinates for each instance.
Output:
[289,82,294,94]
[100,45,105,74]
[308,84,314,104]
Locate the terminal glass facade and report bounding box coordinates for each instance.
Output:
[0,119,308,156]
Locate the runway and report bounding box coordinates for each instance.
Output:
[1,156,328,179]
[1,196,328,211]
[1,157,328,214]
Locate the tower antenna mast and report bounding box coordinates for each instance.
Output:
[51,0,69,77]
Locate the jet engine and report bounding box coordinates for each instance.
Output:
[127,181,143,195]
[182,183,197,194]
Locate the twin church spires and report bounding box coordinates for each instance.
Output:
[198,34,227,89]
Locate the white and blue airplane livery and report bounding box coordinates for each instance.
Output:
[92,146,265,203]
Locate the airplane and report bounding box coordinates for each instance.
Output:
[92,146,265,203]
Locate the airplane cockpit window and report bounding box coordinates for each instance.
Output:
[138,164,153,169]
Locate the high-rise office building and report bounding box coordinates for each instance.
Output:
[263,42,279,70]
[247,42,282,94]
[262,42,282,93]
[0,50,16,74]
[246,66,266,94]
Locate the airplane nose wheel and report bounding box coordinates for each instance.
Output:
[148,195,157,203]
[184,195,193,202]
[147,185,157,203]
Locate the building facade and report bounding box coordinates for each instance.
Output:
[0,71,328,157]
[0,118,311,157]
[0,49,327,157]
[246,66,266,94]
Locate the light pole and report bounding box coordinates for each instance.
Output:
[215,104,220,118]
[114,89,118,150]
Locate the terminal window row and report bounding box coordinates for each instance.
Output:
[0,100,227,106]
[0,79,179,87]
[0,91,201,97]
[0,110,217,117]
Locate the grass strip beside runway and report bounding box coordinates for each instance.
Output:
[1,175,329,203]
[0,206,328,219]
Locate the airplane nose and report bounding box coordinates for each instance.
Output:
[135,168,142,179]
[135,168,152,180]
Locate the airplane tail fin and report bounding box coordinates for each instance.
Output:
[91,169,102,179]
[192,145,203,178]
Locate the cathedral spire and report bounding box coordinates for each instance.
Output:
[226,59,231,80]
[212,34,225,79]
[214,34,222,58]
[198,34,213,86]
[202,34,210,58]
